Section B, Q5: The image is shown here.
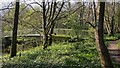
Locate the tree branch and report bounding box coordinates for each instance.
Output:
[47,1,54,23]
[46,2,64,33]
[57,4,85,20]
[24,11,42,19]
[0,18,13,23]
[45,2,50,16]
[19,2,43,14]
[0,8,14,11]
[86,22,95,28]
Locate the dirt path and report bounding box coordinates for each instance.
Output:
[107,40,120,66]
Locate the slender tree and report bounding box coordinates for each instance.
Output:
[10,0,19,58]
[86,2,114,67]
[95,2,114,68]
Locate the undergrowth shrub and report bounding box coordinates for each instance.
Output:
[2,40,101,68]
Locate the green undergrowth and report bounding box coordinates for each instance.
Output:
[105,36,118,41]
[105,33,120,41]
[1,41,100,68]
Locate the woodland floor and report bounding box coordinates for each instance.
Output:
[108,40,120,66]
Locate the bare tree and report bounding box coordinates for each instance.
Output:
[42,1,64,49]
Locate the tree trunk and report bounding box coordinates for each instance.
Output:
[118,20,120,32]
[42,1,48,49]
[110,2,115,36]
[95,2,114,68]
[110,16,114,36]
[95,30,113,68]
[48,22,55,45]
[43,33,48,49]
[10,0,19,58]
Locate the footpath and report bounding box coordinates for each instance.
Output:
[108,40,120,66]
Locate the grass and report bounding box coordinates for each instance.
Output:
[1,41,101,68]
